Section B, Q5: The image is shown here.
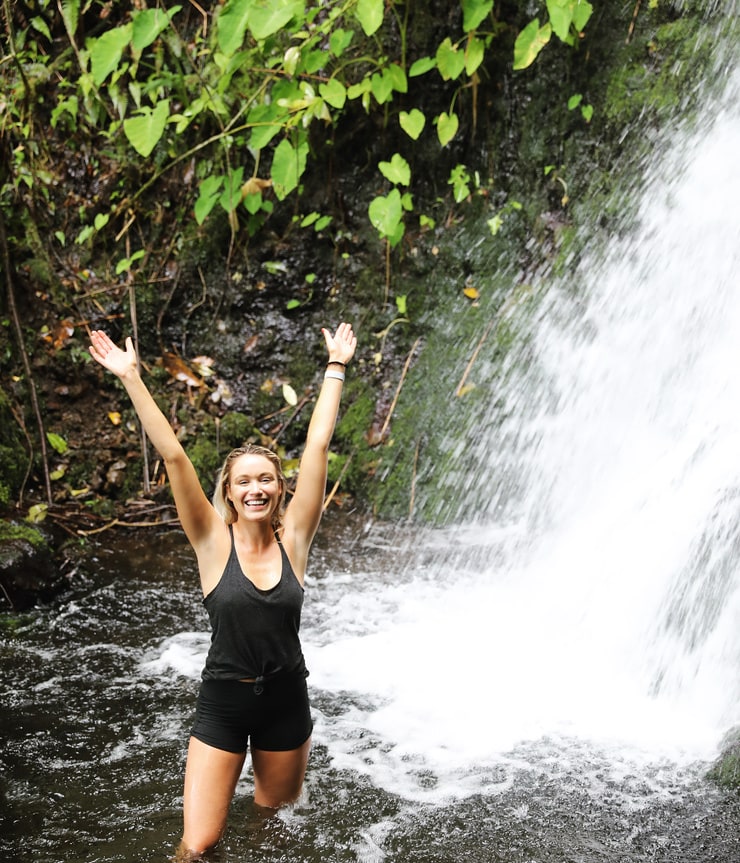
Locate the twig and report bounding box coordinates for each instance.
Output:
[125,237,151,494]
[270,394,312,445]
[323,451,354,511]
[409,437,421,518]
[0,209,53,505]
[454,318,495,397]
[454,284,529,396]
[77,517,181,536]
[627,0,642,44]
[379,336,421,441]
[5,395,35,507]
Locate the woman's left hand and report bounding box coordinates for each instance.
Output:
[321,322,357,366]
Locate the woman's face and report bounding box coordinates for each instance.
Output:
[226,453,282,523]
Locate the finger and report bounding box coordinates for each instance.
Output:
[322,327,337,351]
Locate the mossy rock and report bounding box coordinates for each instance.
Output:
[708,728,740,791]
[0,520,66,610]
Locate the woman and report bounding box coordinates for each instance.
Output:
[89,323,357,858]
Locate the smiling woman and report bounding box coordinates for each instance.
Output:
[88,322,356,860]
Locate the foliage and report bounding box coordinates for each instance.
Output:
[0,0,595,266]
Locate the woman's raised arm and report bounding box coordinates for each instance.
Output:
[282,322,357,572]
[88,330,217,545]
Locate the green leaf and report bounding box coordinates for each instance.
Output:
[436,111,459,146]
[462,0,493,32]
[387,63,408,94]
[465,36,485,76]
[26,503,48,524]
[132,6,181,54]
[60,0,80,36]
[409,56,436,76]
[30,16,52,41]
[123,99,170,157]
[217,0,252,55]
[370,70,394,104]
[368,189,403,239]
[568,93,583,110]
[248,0,304,41]
[319,78,347,109]
[329,28,353,57]
[248,103,285,150]
[513,19,552,70]
[572,0,593,31]
[115,249,146,274]
[94,213,110,231]
[219,167,245,213]
[399,108,426,140]
[47,432,68,455]
[581,103,594,122]
[355,0,384,36]
[243,192,264,214]
[547,0,574,42]
[271,136,309,200]
[88,24,132,86]
[436,37,466,81]
[378,153,411,187]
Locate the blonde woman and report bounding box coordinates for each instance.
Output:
[89,323,357,858]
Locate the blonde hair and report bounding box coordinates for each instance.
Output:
[212,444,287,530]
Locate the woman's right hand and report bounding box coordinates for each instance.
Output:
[89,330,137,379]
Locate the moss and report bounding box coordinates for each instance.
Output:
[0,520,47,549]
[707,729,740,791]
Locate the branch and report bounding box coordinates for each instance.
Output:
[0,208,53,505]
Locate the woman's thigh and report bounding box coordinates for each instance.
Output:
[251,736,312,809]
[181,736,246,853]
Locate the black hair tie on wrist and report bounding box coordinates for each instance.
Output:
[327,360,347,368]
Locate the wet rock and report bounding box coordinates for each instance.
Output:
[0,521,67,611]
[708,727,740,791]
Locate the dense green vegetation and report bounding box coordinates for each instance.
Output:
[0,0,731,527]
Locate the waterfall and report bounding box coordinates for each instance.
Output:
[306,63,740,801]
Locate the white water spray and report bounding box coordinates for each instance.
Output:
[305,66,740,801]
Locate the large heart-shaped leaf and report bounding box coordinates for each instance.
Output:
[271,137,309,200]
[132,6,181,54]
[249,0,304,40]
[123,99,170,157]
[368,189,403,239]
[436,111,459,146]
[88,24,132,86]
[355,0,383,36]
[399,109,426,140]
[513,19,552,70]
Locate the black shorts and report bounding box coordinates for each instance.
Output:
[191,671,313,753]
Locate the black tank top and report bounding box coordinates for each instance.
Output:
[201,526,306,680]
